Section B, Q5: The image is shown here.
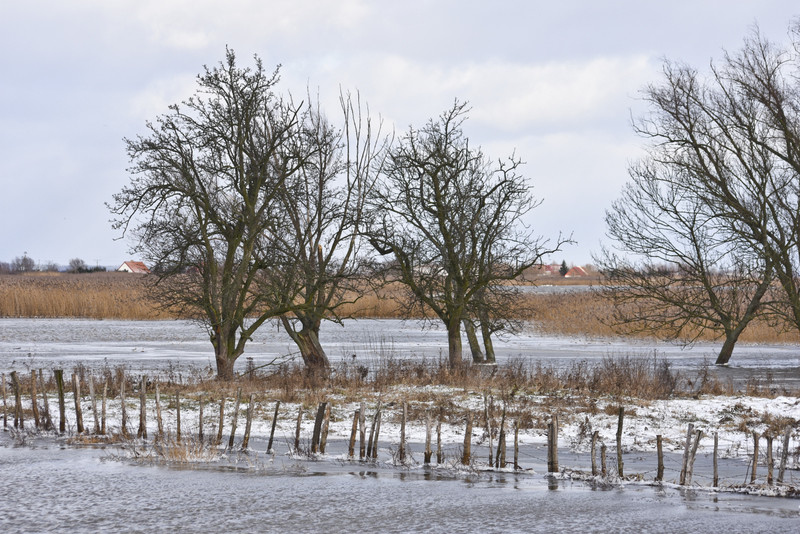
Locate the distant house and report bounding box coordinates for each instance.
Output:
[564,265,588,278]
[117,261,150,274]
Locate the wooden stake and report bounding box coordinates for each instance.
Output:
[616,406,624,478]
[371,407,382,460]
[294,406,303,453]
[679,423,694,485]
[55,369,65,433]
[685,430,702,485]
[216,397,225,445]
[399,402,407,464]
[320,402,331,455]
[10,371,22,429]
[228,388,241,449]
[462,411,472,466]
[154,382,164,440]
[137,375,147,440]
[751,431,759,484]
[241,394,254,450]
[601,443,607,477]
[656,435,664,482]
[311,402,327,454]
[267,400,280,454]
[100,380,107,435]
[348,409,359,458]
[766,435,774,485]
[30,370,40,429]
[547,414,559,473]
[713,432,719,487]
[513,421,520,470]
[484,394,493,467]
[424,411,432,465]
[1,374,6,430]
[591,431,599,476]
[778,427,791,484]
[367,401,381,458]
[198,395,204,442]
[436,418,443,464]
[120,371,128,438]
[496,404,506,468]
[88,375,99,434]
[72,373,83,434]
[176,392,182,442]
[358,402,366,460]
[38,370,53,431]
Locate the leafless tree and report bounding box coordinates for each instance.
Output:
[369,101,567,367]
[68,258,88,273]
[110,49,314,379]
[598,23,800,364]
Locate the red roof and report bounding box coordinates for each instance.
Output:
[564,266,587,278]
[117,261,150,274]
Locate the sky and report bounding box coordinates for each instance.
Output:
[1,1,798,268]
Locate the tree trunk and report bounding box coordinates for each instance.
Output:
[215,351,236,381]
[480,321,496,363]
[446,319,463,367]
[462,319,485,363]
[281,317,331,371]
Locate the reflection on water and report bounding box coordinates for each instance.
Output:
[2,433,799,534]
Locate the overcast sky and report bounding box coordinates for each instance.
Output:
[1,1,798,268]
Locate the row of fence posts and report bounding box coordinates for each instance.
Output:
[2,371,795,484]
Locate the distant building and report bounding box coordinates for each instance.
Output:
[564,265,588,278]
[117,261,150,274]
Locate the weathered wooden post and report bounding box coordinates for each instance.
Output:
[216,397,225,445]
[371,407,382,460]
[616,406,624,478]
[462,411,472,466]
[424,412,433,465]
[267,400,280,454]
[713,432,719,487]
[154,382,164,440]
[367,401,381,459]
[55,369,66,433]
[348,408,359,458]
[547,414,559,473]
[241,394,254,450]
[679,423,694,485]
[10,371,22,429]
[175,392,182,442]
[358,402,366,460]
[436,418,443,464]
[120,371,129,438]
[766,434,774,485]
[72,373,84,434]
[496,405,507,469]
[778,427,791,484]
[751,431,760,484]
[656,435,664,482]
[685,430,702,485]
[320,402,331,454]
[399,402,407,464]
[2,374,7,430]
[228,388,241,449]
[30,370,40,429]
[600,443,607,476]
[137,375,147,440]
[484,394,493,467]
[100,380,107,435]
[88,375,99,434]
[513,421,520,470]
[311,402,327,454]
[38,370,53,431]
[294,406,303,453]
[198,395,204,442]
[591,430,599,476]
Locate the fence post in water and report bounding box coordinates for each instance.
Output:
[294,406,303,453]
[241,394,254,450]
[371,407,382,460]
[751,431,760,484]
[101,380,107,435]
[55,369,65,433]
[267,400,280,454]
[72,373,83,434]
[766,435,774,485]
[30,370,40,429]
[600,443,607,477]
[2,374,8,430]
[462,411,472,466]
[679,423,694,485]
[175,392,182,443]
[513,421,520,470]
[616,406,624,478]
[10,371,22,429]
[358,402,366,460]
[436,418,443,464]
[496,404,507,469]
[88,375,99,434]
[484,394,493,467]
[547,414,559,473]
[228,388,241,449]
[713,432,719,487]
[778,427,791,484]
[311,402,327,454]
[198,396,204,443]
[216,397,225,445]
[120,372,129,438]
[399,402,407,464]
[367,400,381,459]
[39,370,53,431]
[154,383,163,440]
[591,431,599,476]
[348,409,359,458]
[685,430,702,485]
[424,412,432,465]
[137,375,147,440]
[656,435,664,482]
[320,402,331,454]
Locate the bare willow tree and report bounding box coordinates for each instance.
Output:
[369,101,567,366]
[267,92,389,370]
[598,23,800,364]
[110,50,314,379]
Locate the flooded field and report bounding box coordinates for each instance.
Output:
[1,317,799,390]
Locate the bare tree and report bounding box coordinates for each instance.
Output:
[598,23,800,364]
[11,253,35,273]
[68,258,88,273]
[268,92,389,370]
[110,49,314,379]
[369,101,567,366]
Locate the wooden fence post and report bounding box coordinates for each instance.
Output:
[267,400,280,454]
[100,380,107,435]
[228,388,241,449]
[2,374,7,430]
[198,395,204,442]
[751,431,760,484]
[766,435,774,485]
[30,370,40,429]
[367,401,381,459]
[655,435,664,482]
[358,402,366,460]
[484,394,493,467]
[713,432,719,487]
[72,373,83,434]
[348,409,359,458]
[320,402,331,454]
[175,391,181,443]
[679,423,694,485]
[55,369,65,433]
[436,417,443,464]
[685,430,702,485]
[120,371,128,438]
[216,397,225,445]
[547,414,559,473]
[496,404,507,469]
[462,411,472,466]
[424,412,432,465]
[38,370,53,431]
[399,402,407,464]
[311,402,327,454]
[370,406,382,460]
[591,431,599,476]
[10,371,22,429]
[137,375,147,440]
[241,394,254,450]
[778,427,791,484]
[600,443,607,477]
[513,421,520,470]
[154,382,163,440]
[294,406,303,453]
[616,406,624,478]
[88,375,99,434]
